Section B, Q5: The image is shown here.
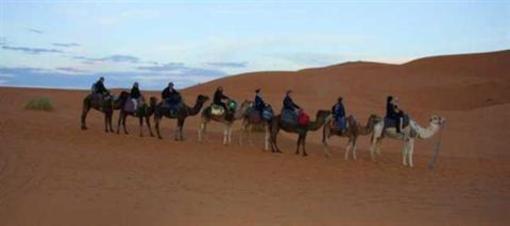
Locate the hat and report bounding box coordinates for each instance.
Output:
[255,89,261,93]
[338,96,343,101]
[168,82,174,87]
[286,90,292,95]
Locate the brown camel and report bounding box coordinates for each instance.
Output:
[198,100,251,145]
[81,92,123,132]
[269,110,331,156]
[322,114,381,160]
[116,92,158,137]
[238,101,273,151]
[154,95,209,141]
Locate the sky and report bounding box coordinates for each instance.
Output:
[0,0,509,90]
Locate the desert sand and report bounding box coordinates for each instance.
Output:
[1,50,509,225]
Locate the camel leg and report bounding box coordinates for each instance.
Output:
[177,118,185,141]
[227,124,233,145]
[321,128,332,158]
[122,114,129,134]
[345,138,352,160]
[352,137,358,160]
[408,138,415,167]
[402,140,410,166]
[370,136,377,161]
[264,124,270,151]
[248,124,254,146]
[145,116,154,137]
[155,116,163,139]
[104,113,110,133]
[116,112,123,134]
[139,116,144,137]
[295,135,301,155]
[238,120,247,146]
[81,105,90,130]
[108,112,115,133]
[302,133,308,157]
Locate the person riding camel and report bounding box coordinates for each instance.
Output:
[92,76,109,97]
[213,86,230,112]
[283,90,301,112]
[254,89,266,114]
[161,82,182,107]
[386,96,404,133]
[130,82,141,110]
[331,96,346,132]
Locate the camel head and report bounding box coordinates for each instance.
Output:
[119,91,130,100]
[316,110,331,120]
[429,114,446,126]
[239,100,254,112]
[197,95,210,104]
[149,97,158,107]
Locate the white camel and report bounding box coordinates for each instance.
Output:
[198,100,251,145]
[370,114,446,167]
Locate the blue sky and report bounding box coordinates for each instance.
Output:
[0,0,508,90]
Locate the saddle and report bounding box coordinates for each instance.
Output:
[123,98,144,114]
[334,117,349,131]
[384,114,410,129]
[210,104,226,116]
[281,109,298,125]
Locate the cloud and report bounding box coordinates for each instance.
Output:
[0,65,225,90]
[137,62,225,77]
[136,62,185,72]
[52,42,80,47]
[2,45,64,54]
[73,54,140,64]
[27,28,44,34]
[56,67,88,73]
[206,62,248,68]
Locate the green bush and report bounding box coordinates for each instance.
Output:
[25,97,54,111]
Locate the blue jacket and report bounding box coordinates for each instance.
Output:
[332,103,345,118]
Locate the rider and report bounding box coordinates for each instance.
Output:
[161,82,181,106]
[283,90,301,112]
[130,82,141,110]
[92,76,109,97]
[213,86,230,111]
[386,96,404,133]
[254,88,266,114]
[331,96,346,131]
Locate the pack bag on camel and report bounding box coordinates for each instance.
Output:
[211,99,237,116]
[246,105,274,123]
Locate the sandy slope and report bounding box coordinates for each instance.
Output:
[0,50,509,225]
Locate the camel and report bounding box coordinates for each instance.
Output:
[269,110,331,156]
[238,101,273,151]
[154,95,209,141]
[322,114,382,160]
[116,91,158,137]
[81,92,123,132]
[370,114,446,167]
[198,100,251,145]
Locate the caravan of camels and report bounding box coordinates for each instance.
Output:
[81,78,446,168]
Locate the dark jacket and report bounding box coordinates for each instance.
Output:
[254,94,265,111]
[386,102,403,119]
[162,87,180,100]
[283,95,300,111]
[130,86,141,99]
[332,102,346,118]
[93,81,108,95]
[213,90,229,105]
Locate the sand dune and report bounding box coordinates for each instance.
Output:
[0,50,509,225]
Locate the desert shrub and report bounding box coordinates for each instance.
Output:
[25,97,54,111]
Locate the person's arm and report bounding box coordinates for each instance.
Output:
[340,104,345,117]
